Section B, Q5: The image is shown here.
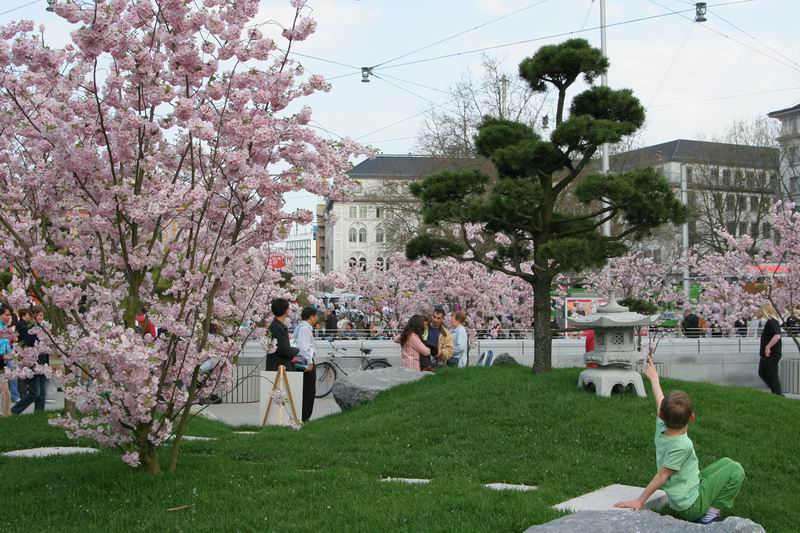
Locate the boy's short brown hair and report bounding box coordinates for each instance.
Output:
[660,390,694,429]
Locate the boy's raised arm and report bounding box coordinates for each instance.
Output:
[643,354,664,414]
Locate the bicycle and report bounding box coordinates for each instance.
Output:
[315,339,391,398]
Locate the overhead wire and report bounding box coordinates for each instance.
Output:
[578,0,596,34]
[355,81,493,141]
[0,0,41,18]
[647,18,696,108]
[646,0,800,74]
[371,73,441,106]
[649,84,800,108]
[374,0,756,71]
[371,0,552,69]
[708,10,800,70]
[373,72,451,96]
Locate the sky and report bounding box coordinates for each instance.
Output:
[3,0,799,217]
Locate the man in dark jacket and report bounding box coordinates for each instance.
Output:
[325,308,338,337]
[12,306,49,415]
[266,298,300,372]
[681,309,701,338]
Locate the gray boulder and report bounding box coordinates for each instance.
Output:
[525,510,764,533]
[492,353,519,366]
[332,367,431,410]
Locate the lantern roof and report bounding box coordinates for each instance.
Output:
[570,295,658,328]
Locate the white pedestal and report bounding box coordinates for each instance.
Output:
[578,368,646,397]
[259,368,304,426]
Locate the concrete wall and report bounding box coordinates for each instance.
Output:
[239,337,800,393]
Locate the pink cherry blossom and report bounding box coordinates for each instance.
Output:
[0,0,366,473]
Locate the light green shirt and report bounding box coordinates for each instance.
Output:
[655,417,700,511]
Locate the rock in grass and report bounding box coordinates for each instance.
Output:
[524,510,764,532]
[492,353,519,366]
[333,367,430,411]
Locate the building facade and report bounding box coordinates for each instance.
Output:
[277,224,317,278]
[318,155,492,273]
[768,102,800,202]
[610,139,781,256]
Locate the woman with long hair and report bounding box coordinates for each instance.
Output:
[395,314,435,371]
[758,303,783,395]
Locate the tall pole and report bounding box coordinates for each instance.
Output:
[681,164,691,297]
[600,0,611,237]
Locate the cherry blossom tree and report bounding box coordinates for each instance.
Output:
[0,0,364,473]
[583,250,684,314]
[315,254,534,340]
[691,201,800,350]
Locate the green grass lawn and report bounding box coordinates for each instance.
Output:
[1,367,798,532]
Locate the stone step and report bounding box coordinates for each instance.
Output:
[554,484,667,513]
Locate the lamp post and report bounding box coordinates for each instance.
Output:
[46,0,56,11]
[600,0,611,237]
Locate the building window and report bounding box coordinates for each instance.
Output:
[763,223,771,239]
[713,193,723,211]
[375,207,383,219]
[348,257,357,268]
[358,228,367,243]
[375,257,385,271]
[349,206,358,219]
[725,194,735,210]
[746,171,756,189]
[348,228,357,242]
[750,196,759,212]
[790,146,800,165]
[685,166,693,183]
[738,223,747,237]
[721,169,732,186]
[751,223,759,237]
[375,227,385,243]
[726,223,737,236]
[359,206,368,218]
[358,257,367,271]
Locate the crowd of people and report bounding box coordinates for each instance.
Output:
[0,304,50,417]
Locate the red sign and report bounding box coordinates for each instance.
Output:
[750,264,790,274]
[269,254,286,270]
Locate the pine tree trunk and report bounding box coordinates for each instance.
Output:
[532,276,553,374]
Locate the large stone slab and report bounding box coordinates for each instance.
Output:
[332,367,430,410]
[2,447,99,458]
[554,484,666,513]
[525,510,765,532]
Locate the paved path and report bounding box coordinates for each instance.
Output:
[12,388,342,426]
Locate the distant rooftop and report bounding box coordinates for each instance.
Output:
[347,154,494,179]
[768,102,800,118]
[610,139,779,171]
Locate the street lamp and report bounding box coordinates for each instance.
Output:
[361,67,372,83]
[46,0,56,11]
[695,2,708,23]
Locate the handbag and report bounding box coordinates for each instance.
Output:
[419,353,432,371]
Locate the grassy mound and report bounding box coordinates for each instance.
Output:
[1,367,798,532]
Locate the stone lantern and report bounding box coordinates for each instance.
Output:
[569,295,657,397]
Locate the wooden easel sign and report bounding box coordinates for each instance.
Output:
[260,366,303,429]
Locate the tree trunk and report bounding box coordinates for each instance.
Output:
[140,443,161,475]
[532,276,553,374]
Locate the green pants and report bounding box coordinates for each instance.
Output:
[676,458,745,521]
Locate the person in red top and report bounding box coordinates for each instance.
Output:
[135,306,157,339]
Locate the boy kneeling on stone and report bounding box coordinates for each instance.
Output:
[614,355,745,524]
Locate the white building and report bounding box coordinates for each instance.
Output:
[319,155,492,273]
[277,224,317,278]
[610,139,781,256]
[768,102,800,201]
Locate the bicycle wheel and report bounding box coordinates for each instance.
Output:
[315,362,337,398]
[366,359,391,370]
